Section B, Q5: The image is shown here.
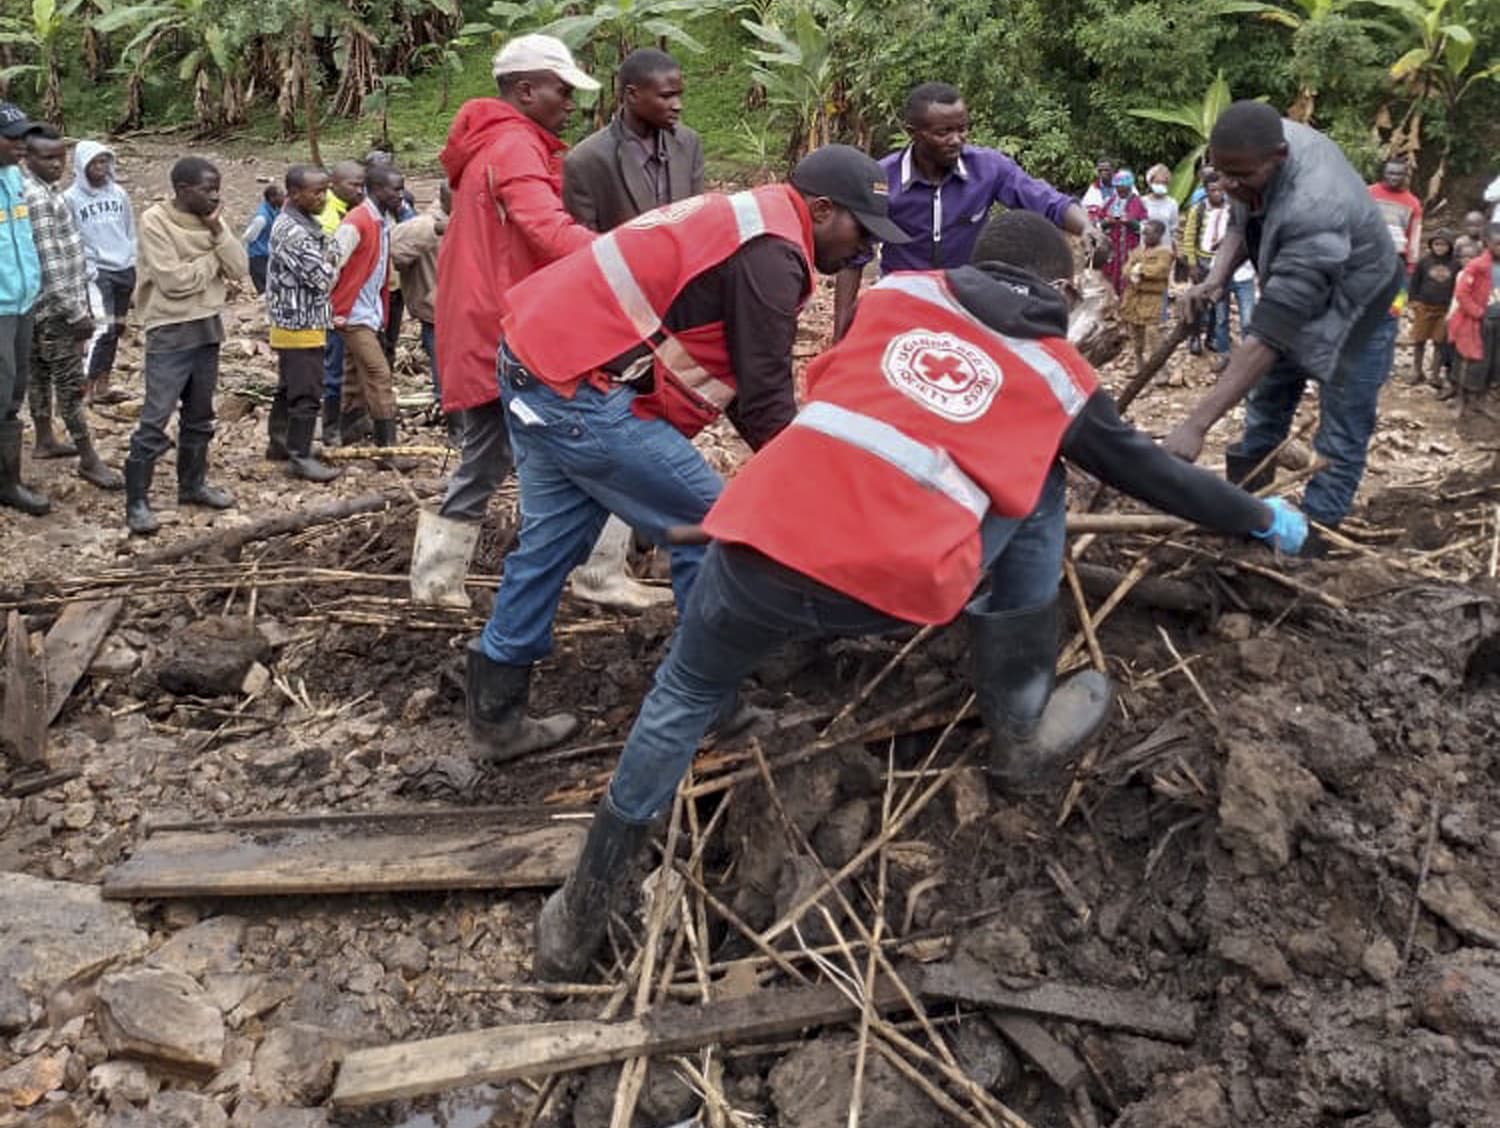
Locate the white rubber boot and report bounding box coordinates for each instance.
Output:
[410,509,480,608]
[569,515,673,612]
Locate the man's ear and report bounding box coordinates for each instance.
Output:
[806,196,834,225]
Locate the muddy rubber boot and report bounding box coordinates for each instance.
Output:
[967,595,1114,793]
[124,456,158,535]
[340,408,372,447]
[534,795,653,981]
[285,417,340,483]
[410,509,479,608]
[321,398,342,448]
[176,438,234,509]
[445,412,464,449]
[32,416,77,459]
[0,420,51,516]
[92,373,130,406]
[76,438,124,490]
[1224,446,1275,494]
[372,417,398,447]
[569,516,673,611]
[265,394,289,461]
[465,641,579,764]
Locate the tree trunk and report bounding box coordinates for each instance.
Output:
[302,19,321,166]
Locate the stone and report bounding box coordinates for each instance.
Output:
[1212,613,1253,642]
[1217,740,1323,875]
[0,874,149,1008]
[769,1034,947,1127]
[15,1103,82,1128]
[147,915,246,979]
[0,1050,67,1108]
[377,936,428,978]
[1384,1028,1500,1124]
[203,973,261,1015]
[60,802,95,831]
[1213,933,1292,988]
[143,1090,228,1128]
[1285,929,1344,978]
[960,920,1042,977]
[1361,936,1401,986]
[572,1062,698,1128]
[0,975,33,1034]
[1284,706,1379,793]
[1416,949,1500,1045]
[953,1017,1020,1092]
[233,1109,328,1128]
[153,618,270,698]
[240,662,272,697]
[812,800,872,869]
[1082,1034,1192,1106]
[400,687,440,724]
[1114,1066,1231,1128]
[87,1061,156,1105]
[96,968,225,1072]
[1419,873,1500,947]
[89,636,140,678]
[1236,638,1284,679]
[948,766,990,827]
[249,1023,342,1105]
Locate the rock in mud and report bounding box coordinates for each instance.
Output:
[147,915,246,979]
[0,975,32,1034]
[141,1090,228,1128]
[1385,1027,1500,1125]
[1284,705,1378,792]
[154,617,270,697]
[1114,1066,1231,1127]
[953,1017,1019,1092]
[87,1060,156,1105]
[960,919,1042,977]
[96,968,225,1072]
[1360,936,1401,986]
[1217,740,1323,875]
[1416,948,1500,1045]
[571,1062,698,1127]
[0,873,149,1008]
[769,1034,946,1128]
[1418,873,1500,947]
[1213,933,1292,988]
[249,1022,343,1105]
[812,799,871,868]
[0,1049,67,1108]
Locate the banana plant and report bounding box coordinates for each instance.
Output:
[1126,70,1240,203]
[741,0,836,160]
[0,0,84,123]
[94,0,244,132]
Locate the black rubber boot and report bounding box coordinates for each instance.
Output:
[321,397,342,448]
[286,417,340,483]
[445,413,464,449]
[534,795,653,981]
[340,408,372,447]
[124,456,158,535]
[0,420,51,515]
[176,439,234,509]
[33,416,77,459]
[76,438,124,490]
[372,417,398,448]
[265,393,289,461]
[967,595,1114,792]
[1224,446,1275,494]
[465,641,579,764]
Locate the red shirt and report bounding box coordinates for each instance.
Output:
[1367,183,1423,271]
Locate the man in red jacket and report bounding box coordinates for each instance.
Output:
[533,210,1310,981]
[409,35,599,608]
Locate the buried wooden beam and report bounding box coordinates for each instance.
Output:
[102,817,584,899]
[43,597,123,724]
[3,610,47,766]
[331,978,910,1107]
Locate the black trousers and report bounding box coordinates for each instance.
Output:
[88,267,135,380]
[275,347,323,422]
[127,343,219,462]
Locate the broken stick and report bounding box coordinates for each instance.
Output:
[135,492,401,566]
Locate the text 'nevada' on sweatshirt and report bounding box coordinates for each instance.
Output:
[64,140,136,273]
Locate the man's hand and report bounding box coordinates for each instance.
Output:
[1079,222,1105,257]
[1250,497,1309,555]
[1181,278,1222,320]
[1162,420,1208,463]
[203,209,224,237]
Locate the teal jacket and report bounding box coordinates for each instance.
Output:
[0,165,41,315]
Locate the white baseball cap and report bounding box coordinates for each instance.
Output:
[492,34,600,92]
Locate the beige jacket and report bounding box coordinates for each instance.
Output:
[134,201,249,331]
[389,205,444,324]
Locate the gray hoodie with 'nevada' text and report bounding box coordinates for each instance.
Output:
[64,140,136,273]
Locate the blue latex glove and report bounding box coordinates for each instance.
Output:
[1250,497,1308,555]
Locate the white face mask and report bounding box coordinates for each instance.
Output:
[1150,182,1169,196]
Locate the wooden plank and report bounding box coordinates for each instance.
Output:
[143,802,588,834]
[3,610,47,765]
[918,961,1196,1044]
[990,1014,1086,1091]
[332,979,908,1107]
[102,818,585,899]
[43,597,123,724]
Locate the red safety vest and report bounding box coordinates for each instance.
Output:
[502,185,815,437]
[704,271,1099,624]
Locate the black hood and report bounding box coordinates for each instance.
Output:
[944,263,1070,341]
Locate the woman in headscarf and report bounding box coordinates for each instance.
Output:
[1101,169,1147,295]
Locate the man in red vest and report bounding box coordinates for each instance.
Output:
[465,144,908,767]
[533,209,1310,981]
[410,34,599,607]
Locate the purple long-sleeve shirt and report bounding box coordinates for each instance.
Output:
[871,145,1076,273]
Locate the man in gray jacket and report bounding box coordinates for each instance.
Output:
[1165,102,1403,542]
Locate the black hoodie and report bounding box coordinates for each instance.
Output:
[1411,235,1457,307]
[945,262,1270,539]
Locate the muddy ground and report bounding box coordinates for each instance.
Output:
[2,140,1500,1127]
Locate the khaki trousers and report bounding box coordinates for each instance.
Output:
[337,325,394,420]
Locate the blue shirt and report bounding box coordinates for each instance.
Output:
[349,200,390,332]
[0,166,41,315]
[874,145,1076,273]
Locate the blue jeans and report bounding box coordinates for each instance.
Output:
[1229,279,1256,340]
[419,320,439,399]
[322,331,345,402]
[478,348,724,666]
[607,464,1067,823]
[1237,312,1398,527]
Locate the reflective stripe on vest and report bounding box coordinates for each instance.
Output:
[872,273,1089,417]
[591,189,777,411]
[792,401,990,522]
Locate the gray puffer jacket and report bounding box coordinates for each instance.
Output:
[1234,120,1403,381]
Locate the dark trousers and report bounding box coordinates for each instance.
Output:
[322,332,345,402]
[274,347,324,422]
[127,343,220,463]
[438,396,512,522]
[381,287,404,366]
[248,256,269,296]
[30,316,91,442]
[88,267,135,380]
[0,313,34,422]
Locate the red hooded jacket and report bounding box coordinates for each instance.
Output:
[1449,250,1494,363]
[435,99,594,412]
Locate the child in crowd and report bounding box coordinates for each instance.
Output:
[1120,219,1174,370]
[1436,237,1481,399]
[65,140,135,404]
[1447,225,1500,416]
[242,183,286,296]
[1463,211,1487,245]
[1406,229,1456,387]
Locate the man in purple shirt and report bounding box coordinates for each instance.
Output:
[833,81,1102,338]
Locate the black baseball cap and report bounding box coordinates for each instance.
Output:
[0,102,43,141]
[790,144,911,244]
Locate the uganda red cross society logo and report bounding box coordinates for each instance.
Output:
[625,196,709,230]
[881,330,1002,422]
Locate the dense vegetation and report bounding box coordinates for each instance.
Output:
[0,0,1496,199]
